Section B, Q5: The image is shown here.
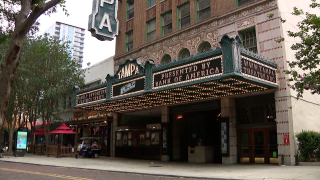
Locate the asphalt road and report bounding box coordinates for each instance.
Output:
[0,161,206,180]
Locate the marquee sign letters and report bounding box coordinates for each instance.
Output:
[118,63,140,80]
[77,88,106,105]
[112,78,145,98]
[153,56,222,89]
[241,57,276,83]
[88,0,119,41]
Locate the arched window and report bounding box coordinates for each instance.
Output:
[161,54,171,65]
[198,41,211,53]
[179,48,190,59]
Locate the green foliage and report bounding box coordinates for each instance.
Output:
[285,0,320,98]
[296,131,320,162]
[0,0,68,35]
[269,13,274,19]
[0,35,84,124]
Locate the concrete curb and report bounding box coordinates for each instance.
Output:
[0,159,253,180]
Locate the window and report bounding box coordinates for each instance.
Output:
[127,0,134,20]
[126,30,133,52]
[178,3,190,29]
[161,11,172,36]
[147,0,156,8]
[236,0,255,7]
[239,28,257,53]
[197,0,211,22]
[179,48,190,59]
[161,54,171,64]
[198,41,211,53]
[147,19,156,42]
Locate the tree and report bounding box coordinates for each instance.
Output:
[19,36,84,153]
[0,36,84,154]
[285,0,320,98]
[0,0,67,128]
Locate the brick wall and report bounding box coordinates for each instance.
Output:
[115,0,236,59]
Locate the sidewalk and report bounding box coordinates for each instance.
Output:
[0,153,319,180]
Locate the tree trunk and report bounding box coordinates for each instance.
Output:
[0,0,62,128]
[0,125,3,149]
[43,114,49,156]
[0,36,23,128]
[8,128,14,155]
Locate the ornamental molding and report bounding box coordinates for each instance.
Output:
[152,50,164,65]
[140,55,149,64]
[237,17,255,28]
[207,30,219,48]
[186,37,201,54]
[168,44,182,60]
[115,0,277,65]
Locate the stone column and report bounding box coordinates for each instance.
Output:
[110,112,118,157]
[161,106,170,161]
[221,98,237,164]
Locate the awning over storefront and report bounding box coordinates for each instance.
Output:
[74,35,278,113]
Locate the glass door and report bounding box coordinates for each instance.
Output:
[239,130,251,163]
[268,130,278,164]
[238,128,277,164]
[253,130,265,163]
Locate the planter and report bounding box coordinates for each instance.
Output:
[298,162,320,166]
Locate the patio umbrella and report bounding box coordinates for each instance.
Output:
[50,122,75,134]
[32,124,49,135]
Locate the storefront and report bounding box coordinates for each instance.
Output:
[70,101,112,156]
[74,35,278,163]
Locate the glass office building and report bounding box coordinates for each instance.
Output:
[45,22,85,69]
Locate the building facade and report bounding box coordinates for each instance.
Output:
[45,22,85,69]
[76,0,320,165]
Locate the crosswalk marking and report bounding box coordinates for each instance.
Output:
[0,168,94,180]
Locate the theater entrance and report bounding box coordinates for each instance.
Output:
[238,128,278,164]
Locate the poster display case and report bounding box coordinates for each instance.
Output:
[115,124,161,159]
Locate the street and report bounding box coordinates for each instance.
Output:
[0,161,204,180]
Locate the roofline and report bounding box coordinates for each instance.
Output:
[56,21,85,30]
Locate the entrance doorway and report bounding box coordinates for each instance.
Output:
[238,128,278,164]
[172,109,222,163]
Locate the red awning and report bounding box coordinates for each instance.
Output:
[32,124,49,135]
[50,130,76,134]
[49,122,75,134]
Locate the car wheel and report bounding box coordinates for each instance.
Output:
[94,153,99,158]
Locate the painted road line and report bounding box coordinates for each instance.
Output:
[0,168,94,180]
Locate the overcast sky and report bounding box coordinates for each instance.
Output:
[38,0,115,69]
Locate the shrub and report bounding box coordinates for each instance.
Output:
[296,131,320,162]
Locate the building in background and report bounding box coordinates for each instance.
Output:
[35,56,114,148]
[45,21,85,69]
[78,0,320,165]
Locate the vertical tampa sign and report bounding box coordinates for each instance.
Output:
[88,0,119,41]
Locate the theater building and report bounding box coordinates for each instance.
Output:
[75,0,320,165]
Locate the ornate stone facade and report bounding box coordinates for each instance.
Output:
[115,0,277,67]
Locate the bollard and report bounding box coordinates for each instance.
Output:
[278,154,284,165]
[294,154,298,166]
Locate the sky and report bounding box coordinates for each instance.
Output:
[38,0,115,69]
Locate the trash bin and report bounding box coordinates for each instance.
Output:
[294,154,298,166]
[278,154,284,165]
